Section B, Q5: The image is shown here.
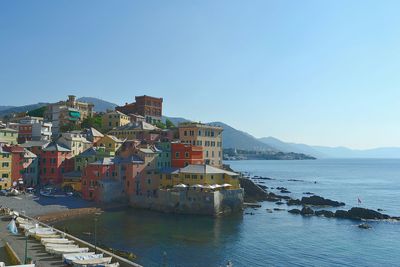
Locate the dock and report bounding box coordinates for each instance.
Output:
[0,213,142,267]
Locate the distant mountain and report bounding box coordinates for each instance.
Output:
[78,97,117,113]
[259,137,328,158]
[0,103,49,117]
[163,117,276,151]
[207,122,276,151]
[259,136,400,159]
[0,106,14,111]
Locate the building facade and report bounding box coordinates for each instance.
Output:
[116,95,163,124]
[178,122,223,167]
[44,95,94,136]
[0,127,18,145]
[57,131,93,156]
[171,142,203,168]
[39,142,73,185]
[0,146,12,190]
[102,111,130,131]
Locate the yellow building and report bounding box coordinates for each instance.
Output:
[0,128,18,145]
[0,146,12,190]
[62,171,82,192]
[102,111,130,131]
[96,134,124,155]
[160,164,240,189]
[108,121,160,140]
[178,122,223,167]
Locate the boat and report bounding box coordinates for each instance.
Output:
[40,189,55,198]
[102,263,120,267]
[28,228,56,236]
[18,223,36,230]
[16,217,29,225]
[63,253,103,265]
[41,238,74,245]
[46,244,79,253]
[35,233,61,240]
[51,247,89,255]
[63,252,96,264]
[72,257,112,266]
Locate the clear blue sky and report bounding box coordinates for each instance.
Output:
[1,0,400,149]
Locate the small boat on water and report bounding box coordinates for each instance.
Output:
[46,244,79,253]
[35,233,61,240]
[41,238,74,245]
[28,228,56,236]
[64,253,103,265]
[18,223,36,230]
[72,257,112,266]
[51,247,89,255]
[63,252,96,264]
[16,217,29,225]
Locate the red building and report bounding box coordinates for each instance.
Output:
[171,142,203,168]
[17,124,33,143]
[81,158,116,201]
[116,95,163,124]
[39,142,73,185]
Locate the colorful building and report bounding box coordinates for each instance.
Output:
[102,111,130,131]
[81,157,116,201]
[12,116,52,143]
[108,121,160,142]
[3,145,38,186]
[178,122,223,167]
[116,95,163,124]
[0,127,18,145]
[44,95,94,136]
[39,142,73,185]
[171,142,203,168]
[82,127,104,143]
[57,131,93,156]
[74,146,111,172]
[96,135,124,155]
[160,164,240,189]
[0,146,12,190]
[62,171,82,192]
[155,142,171,169]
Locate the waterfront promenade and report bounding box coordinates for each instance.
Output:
[0,216,64,266]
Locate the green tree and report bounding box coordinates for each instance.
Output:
[165,119,175,129]
[81,115,103,131]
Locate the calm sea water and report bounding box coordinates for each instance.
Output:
[55,159,400,267]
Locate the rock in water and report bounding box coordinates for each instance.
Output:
[335,210,349,218]
[358,223,372,229]
[315,210,335,218]
[301,195,345,207]
[300,207,315,216]
[287,199,302,206]
[288,209,301,214]
[347,207,390,220]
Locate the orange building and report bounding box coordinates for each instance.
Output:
[171,142,203,168]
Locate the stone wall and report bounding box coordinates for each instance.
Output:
[129,188,244,216]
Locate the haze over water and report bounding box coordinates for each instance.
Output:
[55,159,400,267]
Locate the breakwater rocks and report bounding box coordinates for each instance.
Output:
[288,207,400,221]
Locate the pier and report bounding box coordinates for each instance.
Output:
[0,213,142,267]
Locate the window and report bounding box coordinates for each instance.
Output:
[185,152,189,158]
[175,152,180,158]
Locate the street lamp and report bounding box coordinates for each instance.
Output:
[94,217,98,253]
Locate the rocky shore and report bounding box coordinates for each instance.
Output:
[239,177,400,222]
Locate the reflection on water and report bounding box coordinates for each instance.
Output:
[55,207,244,266]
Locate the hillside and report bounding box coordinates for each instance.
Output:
[0,103,49,117]
[208,122,276,151]
[78,97,117,112]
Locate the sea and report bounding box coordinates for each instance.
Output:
[55,159,400,267]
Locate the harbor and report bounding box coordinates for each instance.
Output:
[0,208,142,267]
